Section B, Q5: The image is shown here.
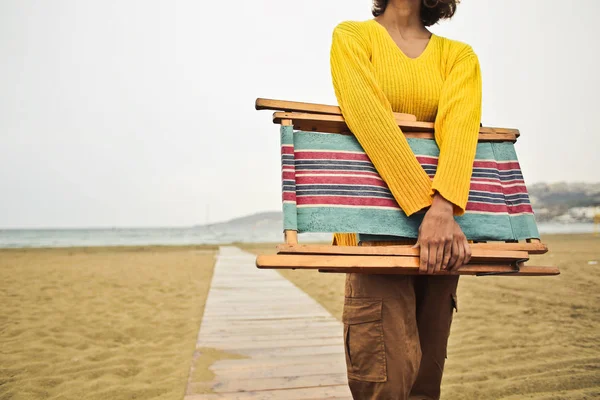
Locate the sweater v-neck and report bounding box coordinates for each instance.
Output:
[370,19,436,61]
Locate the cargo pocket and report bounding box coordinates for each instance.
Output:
[343,297,387,382]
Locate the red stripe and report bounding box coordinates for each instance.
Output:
[500,179,525,185]
[416,156,438,165]
[473,160,520,170]
[297,196,400,208]
[282,192,296,202]
[282,146,294,155]
[467,202,533,214]
[282,171,295,180]
[502,185,530,195]
[296,176,387,187]
[295,170,381,177]
[294,151,371,162]
[470,183,504,193]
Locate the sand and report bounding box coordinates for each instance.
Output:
[241,234,600,399]
[0,245,217,400]
[2,236,598,400]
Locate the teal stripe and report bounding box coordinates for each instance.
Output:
[282,203,298,230]
[294,131,520,162]
[296,207,539,241]
[491,142,519,162]
[293,131,365,152]
[281,125,294,146]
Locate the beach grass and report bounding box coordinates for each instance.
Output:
[0,245,218,400]
[240,234,600,399]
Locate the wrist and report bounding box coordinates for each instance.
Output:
[430,192,454,215]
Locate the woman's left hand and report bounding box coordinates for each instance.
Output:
[416,193,472,274]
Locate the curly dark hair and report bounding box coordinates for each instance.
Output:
[372,0,459,27]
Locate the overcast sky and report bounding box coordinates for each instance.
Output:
[1,0,599,228]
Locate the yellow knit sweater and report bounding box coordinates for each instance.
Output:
[330,20,482,246]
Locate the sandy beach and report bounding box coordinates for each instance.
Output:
[1,234,599,399]
[0,246,217,400]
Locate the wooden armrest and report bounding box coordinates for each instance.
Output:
[257,98,520,139]
[256,98,417,121]
[273,112,518,142]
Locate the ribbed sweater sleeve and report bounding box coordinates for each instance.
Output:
[330,22,433,216]
[432,47,482,215]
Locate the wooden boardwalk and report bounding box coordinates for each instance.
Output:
[184,246,352,400]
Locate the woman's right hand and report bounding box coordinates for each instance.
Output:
[416,193,472,274]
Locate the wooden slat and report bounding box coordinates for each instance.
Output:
[256,97,417,121]
[214,361,346,380]
[209,373,348,393]
[271,111,520,141]
[258,99,520,138]
[211,353,347,371]
[257,254,560,276]
[277,244,530,262]
[359,240,548,255]
[257,254,419,269]
[187,384,352,400]
[317,264,559,276]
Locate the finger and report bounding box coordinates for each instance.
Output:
[428,242,436,275]
[419,243,429,274]
[442,239,452,271]
[435,241,444,273]
[455,241,465,269]
[448,240,459,270]
[463,240,472,265]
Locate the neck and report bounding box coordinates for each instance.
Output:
[378,0,426,35]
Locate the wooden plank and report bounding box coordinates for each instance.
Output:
[272,112,519,142]
[211,353,348,371]
[317,264,560,276]
[210,373,348,393]
[197,337,343,351]
[359,240,548,255]
[241,345,343,358]
[257,254,559,276]
[186,385,352,400]
[198,331,342,345]
[199,321,341,332]
[277,244,530,262]
[257,254,418,268]
[255,97,417,121]
[257,98,520,138]
[214,361,346,380]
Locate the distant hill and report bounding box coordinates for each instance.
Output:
[529,182,600,222]
[211,211,283,227]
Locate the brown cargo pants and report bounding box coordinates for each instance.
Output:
[343,273,459,400]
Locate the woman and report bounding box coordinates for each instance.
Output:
[330,0,481,399]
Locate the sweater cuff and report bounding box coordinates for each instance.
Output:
[430,184,468,216]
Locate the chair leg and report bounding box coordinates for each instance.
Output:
[284,230,298,245]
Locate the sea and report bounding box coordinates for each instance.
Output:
[0,223,595,249]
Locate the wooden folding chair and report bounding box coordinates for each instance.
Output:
[254,98,559,277]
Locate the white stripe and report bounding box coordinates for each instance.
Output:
[294,149,366,155]
[296,204,399,210]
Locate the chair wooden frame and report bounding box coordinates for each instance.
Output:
[255,98,559,277]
